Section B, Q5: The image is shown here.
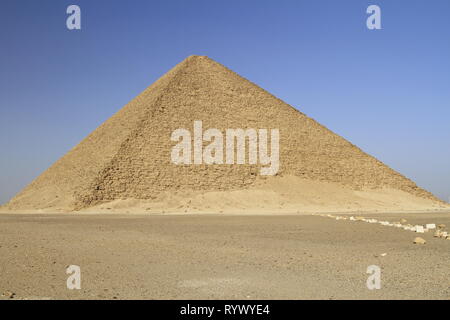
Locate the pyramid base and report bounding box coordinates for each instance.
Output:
[4,175,446,214]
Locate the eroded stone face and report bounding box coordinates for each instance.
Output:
[170,120,279,176]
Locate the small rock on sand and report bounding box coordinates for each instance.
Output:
[400,219,407,224]
[2,291,15,299]
[413,237,426,244]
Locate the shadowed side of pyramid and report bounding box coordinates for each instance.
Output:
[3,55,445,212]
[4,57,189,211]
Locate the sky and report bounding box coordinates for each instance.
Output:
[0,0,449,204]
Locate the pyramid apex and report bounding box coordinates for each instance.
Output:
[176,55,217,68]
[186,54,210,59]
[183,55,214,62]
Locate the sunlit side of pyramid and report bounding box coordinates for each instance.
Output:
[4,56,446,213]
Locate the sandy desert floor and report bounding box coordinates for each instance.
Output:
[0,212,449,300]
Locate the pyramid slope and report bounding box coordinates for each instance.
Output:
[5,55,444,212]
[5,58,186,210]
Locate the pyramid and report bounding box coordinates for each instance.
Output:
[4,55,445,212]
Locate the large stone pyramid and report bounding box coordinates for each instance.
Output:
[4,56,444,212]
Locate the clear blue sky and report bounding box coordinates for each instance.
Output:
[1,0,449,204]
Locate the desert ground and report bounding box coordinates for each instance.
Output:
[0,211,449,300]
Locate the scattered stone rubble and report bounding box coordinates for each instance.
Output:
[317,213,450,243]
